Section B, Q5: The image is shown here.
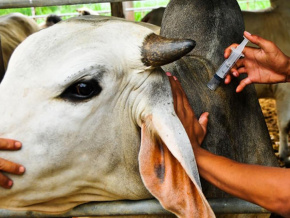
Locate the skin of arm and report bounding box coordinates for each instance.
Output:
[0,138,25,189]
[224,31,290,92]
[167,73,290,217]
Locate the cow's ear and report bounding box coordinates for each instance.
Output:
[139,115,215,217]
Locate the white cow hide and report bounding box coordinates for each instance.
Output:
[0,16,214,217]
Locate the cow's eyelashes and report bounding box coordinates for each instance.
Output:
[60,80,102,101]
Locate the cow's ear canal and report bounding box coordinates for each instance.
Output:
[59,79,102,102]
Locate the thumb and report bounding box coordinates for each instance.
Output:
[244,31,269,51]
[199,112,209,134]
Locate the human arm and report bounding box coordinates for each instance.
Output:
[0,138,25,189]
[168,73,290,217]
[224,31,290,92]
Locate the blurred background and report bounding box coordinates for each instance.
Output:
[0,0,271,25]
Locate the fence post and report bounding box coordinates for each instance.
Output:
[123,1,134,21]
[110,2,125,18]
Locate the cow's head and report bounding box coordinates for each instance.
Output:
[0,16,213,216]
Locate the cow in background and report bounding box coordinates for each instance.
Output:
[39,14,62,29]
[76,7,100,16]
[141,7,165,26]
[242,0,289,56]
[0,13,40,81]
[242,0,290,166]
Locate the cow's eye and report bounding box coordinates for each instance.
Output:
[75,83,94,96]
[60,80,102,101]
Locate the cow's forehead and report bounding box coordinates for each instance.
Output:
[30,15,154,48]
[7,16,154,84]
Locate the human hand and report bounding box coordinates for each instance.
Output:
[167,72,209,150]
[0,138,25,189]
[224,31,290,92]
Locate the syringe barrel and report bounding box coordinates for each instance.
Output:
[207,36,248,91]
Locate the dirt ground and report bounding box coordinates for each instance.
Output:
[259,98,290,167]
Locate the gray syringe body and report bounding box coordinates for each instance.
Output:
[207,37,249,91]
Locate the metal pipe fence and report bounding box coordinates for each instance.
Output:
[29,6,162,20]
[0,198,269,217]
[0,0,271,22]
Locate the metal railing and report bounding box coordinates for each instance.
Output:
[29,6,163,20]
[0,198,269,217]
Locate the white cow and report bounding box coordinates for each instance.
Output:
[0,16,214,217]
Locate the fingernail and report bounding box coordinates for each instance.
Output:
[173,76,178,81]
[244,31,251,36]
[233,72,238,77]
[14,141,22,149]
[7,180,13,187]
[19,166,25,173]
[166,72,172,76]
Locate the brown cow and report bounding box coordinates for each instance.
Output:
[242,0,290,56]
[141,7,165,26]
[39,14,62,29]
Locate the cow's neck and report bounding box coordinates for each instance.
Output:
[160,0,244,68]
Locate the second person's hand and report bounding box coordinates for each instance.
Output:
[0,138,25,189]
[224,31,290,92]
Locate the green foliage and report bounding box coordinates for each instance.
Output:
[133,0,169,21]
[237,0,271,10]
[0,8,32,16]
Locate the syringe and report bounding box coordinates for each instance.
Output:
[207,37,249,91]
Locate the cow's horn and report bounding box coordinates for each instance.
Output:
[141,33,196,67]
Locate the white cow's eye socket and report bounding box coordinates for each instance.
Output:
[60,80,102,102]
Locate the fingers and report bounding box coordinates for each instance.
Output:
[224,43,239,59]
[0,158,25,189]
[0,138,25,189]
[0,173,13,189]
[198,112,209,135]
[0,158,25,175]
[0,138,22,150]
[236,77,253,93]
[167,72,210,146]
[166,72,195,119]
[244,31,261,47]
[225,67,241,85]
[224,74,232,84]
[244,31,271,51]
[167,72,179,112]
